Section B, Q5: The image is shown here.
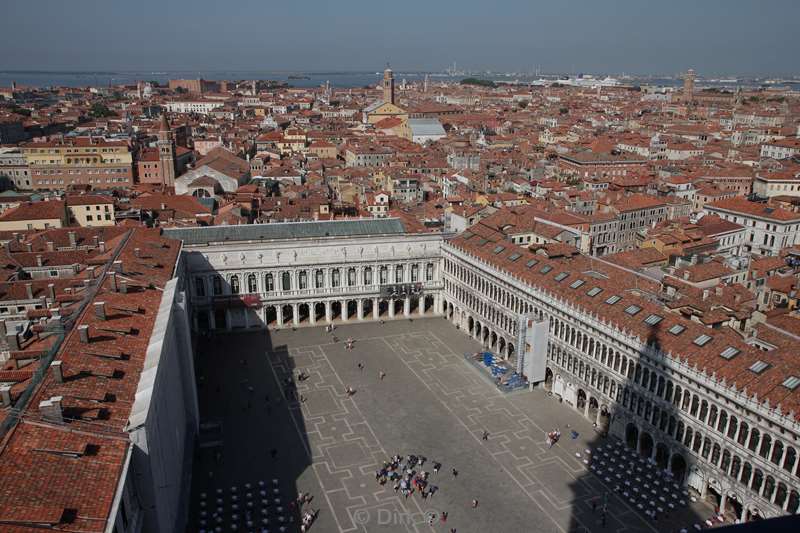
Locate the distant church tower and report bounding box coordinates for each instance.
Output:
[683,69,695,102]
[157,114,176,187]
[383,65,395,105]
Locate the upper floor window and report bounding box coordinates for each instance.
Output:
[230,275,240,294]
[282,272,291,291]
[212,276,222,295]
[195,277,205,297]
[298,270,308,290]
[247,274,257,293]
[265,273,274,292]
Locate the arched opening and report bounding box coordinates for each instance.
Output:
[392,298,403,316]
[314,302,325,323]
[378,299,389,318]
[670,453,687,483]
[481,327,489,346]
[723,493,743,521]
[281,304,293,325]
[424,294,434,313]
[346,300,357,320]
[297,303,310,324]
[408,297,422,313]
[654,443,670,469]
[362,298,373,318]
[507,343,515,361]
[544,368,553,392]
[265,306,277,326]
[331,301,342,321]
[498,337,506,357]
[787,489,800,514]
[639,432,654,458]
[587,396,599,422]
[597,405,610,430]
[490,331,498,350]
[577,389,587,412]
[705,482,722,511]
[468,317,475,335]
[625,423,639,450]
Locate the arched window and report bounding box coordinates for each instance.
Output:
[213,275,222,295]
[364,267,373,285]
[247,274,257,293]
[265,273,274,292]
[315,269,324,288]
[426,263,434,281]
[331,268,340,287]
[347,268,356,286]
[298,270,308,290]
[230,275,240,294]
[195,277,205,296]
[395,265,404,283]
[282,272,291,291]
[411,264,419,282]
[379,266,388,284]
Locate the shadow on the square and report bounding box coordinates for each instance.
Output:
[187,328,314,532]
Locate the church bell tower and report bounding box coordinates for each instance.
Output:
[383,65,395,105]
[157,114,176,187]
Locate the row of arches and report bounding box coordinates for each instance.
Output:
[441,249,800,521]
[201,295,437,330]
[195,262,437,297]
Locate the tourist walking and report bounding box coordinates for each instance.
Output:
[482,430,489,440]
[472,499,479,508]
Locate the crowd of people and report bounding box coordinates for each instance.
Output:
[375,454,441,500]
[545,429,562,448]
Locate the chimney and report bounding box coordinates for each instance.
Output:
[87,266,96,278]
[0,320,5,338]
[36,254,43,267]
[134,247,140,258]
[25,283,33,299]
[715,286,723,296]
[92,236,99,247]
[51,360,63,383]
[11,232,18,242]
[113,260,123,273]
[99,241,106,253]
[94,301,106,320]
[26,243,33,252]
[160,203,167,210]
[47,283,56,300]
[46,241,55,252]
[120,281,128,294]
[0,385,11,407]
[6,332,19,351]
[39,396,63,424]
[702,289,710,301]
[68,231,77,247]
[78,324,90,343]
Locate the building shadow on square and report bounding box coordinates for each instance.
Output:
[186,327,315,532]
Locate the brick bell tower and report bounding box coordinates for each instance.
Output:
[157,114,176,187]
[383,64,395,105]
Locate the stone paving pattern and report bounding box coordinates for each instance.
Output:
[191,317,710,532]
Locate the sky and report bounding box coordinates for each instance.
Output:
[1,0,798,76]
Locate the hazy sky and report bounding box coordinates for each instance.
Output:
[1,0,798,75]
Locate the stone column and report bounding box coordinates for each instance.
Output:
[373,298,379,320]
[292,303,300,326]
[225,309,232,331]
[418,297,425,316]
[403,297,411,317]
[325,301,332,323]
[341,299,348,322]
[719,493,728,514]
[309,303,317,325]
[276,306,284,327]
[389,299,396,318]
